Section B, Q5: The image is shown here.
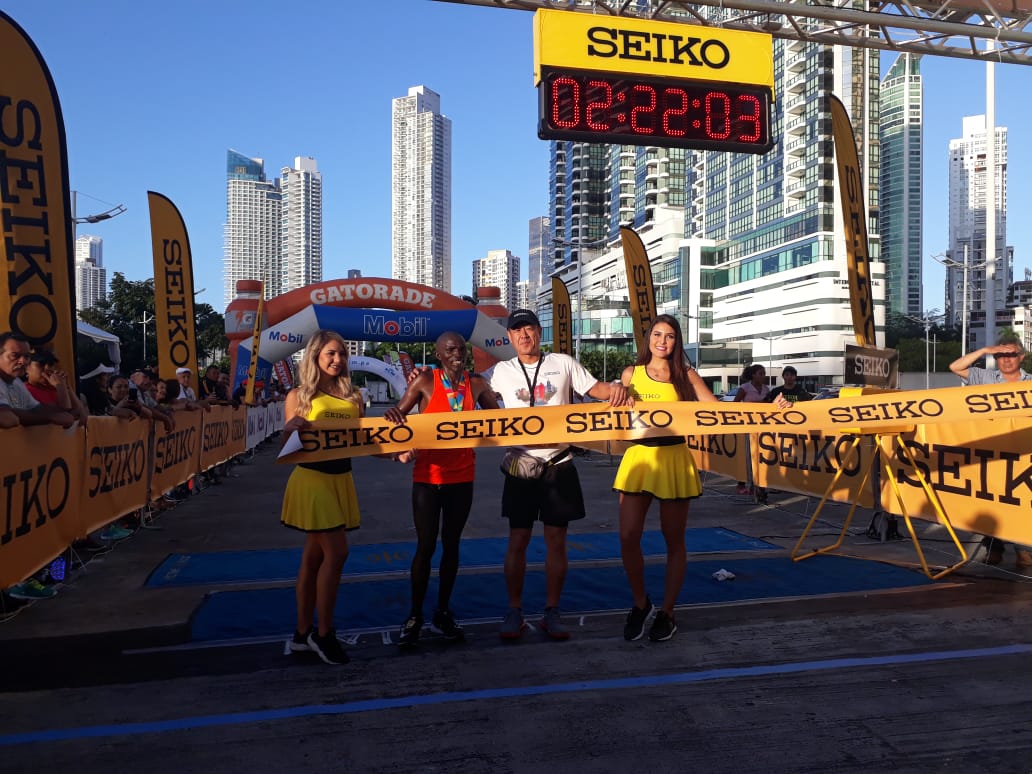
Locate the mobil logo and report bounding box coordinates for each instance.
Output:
[362,314,429,338]
[484,337,510,347]
[267,330,305,344]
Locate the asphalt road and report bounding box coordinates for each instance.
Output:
[3,424,1032,773]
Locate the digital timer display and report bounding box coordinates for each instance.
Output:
[538,66,773,154]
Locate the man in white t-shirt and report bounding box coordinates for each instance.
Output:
[484,309,630,641]
[0,332,75,427]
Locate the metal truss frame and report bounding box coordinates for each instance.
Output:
[435,0,1032,65]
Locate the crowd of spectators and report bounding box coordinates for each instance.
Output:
[0,329,283,613]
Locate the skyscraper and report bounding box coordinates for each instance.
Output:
[224,150,281,307]
[527,216,550,309]
[879,53,923,321]
[947,115,1010,350]
[224,150,323,308]
[686,38,884,382]
[392,86,452,292]
[74,234,106,312]
[280,157,323,293]
[472,249,520,310]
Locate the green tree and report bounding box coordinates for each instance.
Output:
[78,272,226,372]
[577,347,636,382]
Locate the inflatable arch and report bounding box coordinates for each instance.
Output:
[225,278,515,390]
[347,356,406,400]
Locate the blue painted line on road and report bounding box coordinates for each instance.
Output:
[2,643,1030,746]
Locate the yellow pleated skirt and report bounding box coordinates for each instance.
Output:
[280,466,361,532]
[612,443,702,501]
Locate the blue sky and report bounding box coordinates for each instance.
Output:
[4,0,1029,315]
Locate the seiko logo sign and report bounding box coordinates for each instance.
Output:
[586,26,731,69]
[853,354,890,378]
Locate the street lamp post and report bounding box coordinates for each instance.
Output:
[932,248,986,356]
[139,312,154,363]
[905,312,942,390]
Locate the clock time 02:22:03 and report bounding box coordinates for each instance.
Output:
[538,67,773,154]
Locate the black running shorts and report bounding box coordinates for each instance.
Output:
[501,460,585,529]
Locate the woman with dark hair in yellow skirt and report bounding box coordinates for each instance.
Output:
[280,330,363,664]
[614,315,719,643]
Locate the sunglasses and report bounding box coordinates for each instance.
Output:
[995,352,1022,359]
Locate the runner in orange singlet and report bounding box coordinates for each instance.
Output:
[383,331,500,646]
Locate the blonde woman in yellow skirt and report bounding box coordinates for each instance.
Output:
[614,315,719,643]
[280,330,364,665]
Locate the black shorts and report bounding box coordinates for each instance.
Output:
[501,460,585,529]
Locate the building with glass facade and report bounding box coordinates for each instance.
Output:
[541,35,886,391]
[879,53,923,321]
[224,150,282,306]
[947,115,1011,351]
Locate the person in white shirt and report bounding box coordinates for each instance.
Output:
[485,309,631,641]
[0,332,75,428]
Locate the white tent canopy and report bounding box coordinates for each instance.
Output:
[76,320,121,368]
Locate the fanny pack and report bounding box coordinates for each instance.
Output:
[499,448,571,480]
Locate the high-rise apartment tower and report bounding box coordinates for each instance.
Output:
[391,86,452,292]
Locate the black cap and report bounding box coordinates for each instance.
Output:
[506,309,540,329]
[29,349,57,366]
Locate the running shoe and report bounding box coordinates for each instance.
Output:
[648,610,677,642]
[430,609,464,641]
[289,628,312,653]
[8,578,57,601]
[500,607,527,640]
[307,629,350,665]
[398,615,423,647]
[540,606,571,641]
[623,597,655,642]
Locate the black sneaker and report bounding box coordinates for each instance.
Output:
[623,598,655,641]
[398,615,423,647]
[648,610,677,642]
[307,629,350,664]
[289,628,312,653]
[431,609,465,641]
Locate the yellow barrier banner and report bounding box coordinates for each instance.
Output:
[756,431,876,507]
[150,412,202,496]
[552,277,573,356]
[880,418,1032,546]
[278,381,1032,464]
[148,192,199,388]
[687,433,749,482]
[831,95,876,347]
[0,13,78,376]
[79,416,151,535]
[0,424,84,588]
[199,404,245,471]
[621,226,657,354]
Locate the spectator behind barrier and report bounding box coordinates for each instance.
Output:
[79,369,113,416]
[0,332,76,428]
[25,349,88,425]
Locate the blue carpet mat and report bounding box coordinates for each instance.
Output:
[147,528,775,588]
[188,555,931,642]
